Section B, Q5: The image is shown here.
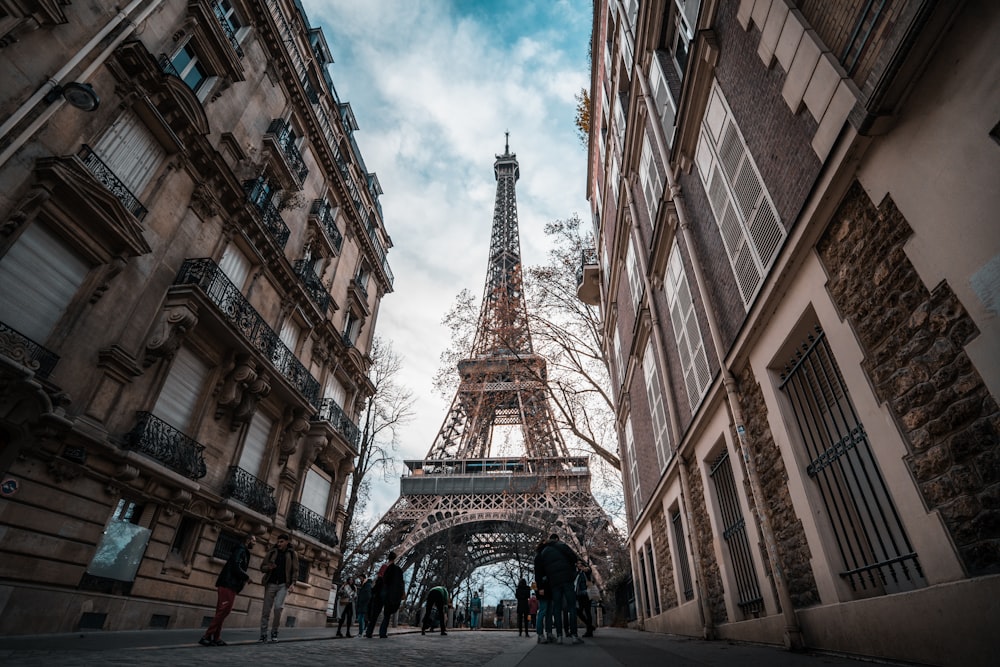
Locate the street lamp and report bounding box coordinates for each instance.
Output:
[43,82,100,112]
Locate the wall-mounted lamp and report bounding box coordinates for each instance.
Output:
[43,82,100,112]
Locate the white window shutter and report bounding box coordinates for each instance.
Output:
[301,468,332,516]
[279,318,300,352]
[152,346,210,432]
[218,244,251,291]
[0,224,89,342]
[93,110,165,196]
[239,411,273,476]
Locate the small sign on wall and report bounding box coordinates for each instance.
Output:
[1,477,19,497]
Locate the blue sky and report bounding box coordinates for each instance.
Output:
[300,0,594,523]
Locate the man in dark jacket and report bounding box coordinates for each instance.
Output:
[259,534,299,642]
[539,533,582,644]
[200,533,255,646]
[368,551,406,638]
[355,575,372,637]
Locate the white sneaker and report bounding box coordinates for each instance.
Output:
[571,636,584,645]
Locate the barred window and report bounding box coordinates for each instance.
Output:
[709,449,763,617]
[779,325,925,595]
[671,509,694,601]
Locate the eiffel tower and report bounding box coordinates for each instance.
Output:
[355,137,610,599]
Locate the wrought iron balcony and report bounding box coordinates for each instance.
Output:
[174,259,321,405]
[341,331,355,349]
[287,501,339,547]
[351,275,369,301]
[158,53,181,79]
[124,412,207,480]
[309,199,343,253]
[0,321,59,379]
[211,1,244,58]
[243,177,290,248]
[292,259,330,315]
[78,145,147,220]
[222,465,277,516]
[311,397,361,448]
[265,118,309,186]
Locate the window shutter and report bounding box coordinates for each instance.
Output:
[239,411,273,475]
[324,376,347,406]
[301,468,332,516]
[93,110,165,196]
[279,318,300,352]
[0,224,89,342]
[218,244,251,291]
[642,338,671,470]
[152,346,210,432]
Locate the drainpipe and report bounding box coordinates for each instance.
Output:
[0,0,163,168]
[636,63,805,650]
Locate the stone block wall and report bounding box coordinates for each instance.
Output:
[685,458,728,624]
[736,365,820,608]
[650,506,678,611]
[817,181,1000,575]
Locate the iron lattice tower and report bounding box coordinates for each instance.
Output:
[353,140,611,604]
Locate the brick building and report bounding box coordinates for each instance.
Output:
[583,0,998,663]
[0,0,392,634]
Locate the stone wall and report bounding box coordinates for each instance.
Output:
[817,181,1000,575]
[650,505,678,611]
[736,365,820,608]
[685,458,728,624]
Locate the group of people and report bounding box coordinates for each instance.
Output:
[196,533,596,647]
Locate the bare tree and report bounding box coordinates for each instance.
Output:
[339,336,415,572]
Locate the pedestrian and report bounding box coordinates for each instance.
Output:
[539,533,582,644]
[515,577,530,637]
[533,539,554,644]
[575,561,595,637]
[364,563,387,638]
[355,575,372,637]
[366,551,405,638]
[495,600,505,628]
[470,590,482,630]
[335,579,355,637]
[259,534,298,643]
[527,590,539,630]
[455,610,464,628]
[199,533,255,646]
[421,585,451,636]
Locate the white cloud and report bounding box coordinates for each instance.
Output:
[301,0,592,518]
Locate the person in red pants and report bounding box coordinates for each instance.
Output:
[200,534,255,646]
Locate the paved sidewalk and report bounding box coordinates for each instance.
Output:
[0,626,898,667]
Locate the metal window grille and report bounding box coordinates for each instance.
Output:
[671,510,694,601]
[213,532,242,560]
[709,449,764,615]
[637,549,652,618]
[780,327,925,594]
[645,541,661,615]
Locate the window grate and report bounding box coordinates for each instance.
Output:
[671,510,694,601]
[780,326,925,594]
[709,450,763,615]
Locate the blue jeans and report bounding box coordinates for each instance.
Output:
[549,582,577,637]
[535,599,551,636]
[471,611,480,629]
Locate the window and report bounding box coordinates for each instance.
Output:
[218,244,252,291]
[671,509,694,601]
[612,329,625,387]
[93,110,165,197]
[624,417,640,516]
[170,516,198,557]
[324,375,347,407]
[343,312,360,346]
[625,240,643,312]
[645,540,661,615]
[709,448,763,616]
[640,135,665,225]
[0,223,89,342]
[637,544,651,617]
[696,81,786,308]
[664,243,711,410]
[779,325,925,595]
[642,338,672,470]
[301,467,332,516]
[279,317,301,353]
[215,0,247,41]
[152,346,210,432]
[239,410,273,477]
[171,42,211,99]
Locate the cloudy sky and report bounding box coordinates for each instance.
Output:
[300,0,594,522]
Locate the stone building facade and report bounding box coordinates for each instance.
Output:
[582,0,999,664]
[0,0,392,634]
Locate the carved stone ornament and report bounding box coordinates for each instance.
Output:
[189,182,220,221]
[278,408,310,465]
[89,256,127,303]
[143,303,198,367]
[216,356,271,431]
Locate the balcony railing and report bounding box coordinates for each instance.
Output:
[287,501,339,547]
[222,466,277,516]
[265,118,309,185]
[78,145,147,220]
[243,178,290,248]
[577,247,598,285]
[0,321,59,379]
[158,53,181,79]
[352,275,369,301]
[311,397,361,448]
[174,259,321,405]
[211,1,244,58]
[310,199,343,253]
[124,412,207,480]
[292,259,330,315]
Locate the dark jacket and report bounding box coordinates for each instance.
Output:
[216,542,251,592]
[262,545,299,586]
[539,539,578,587]
[533,545,551,601]
[380,562,405,614]
[356,579,373,612]
[515,581,530,613]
